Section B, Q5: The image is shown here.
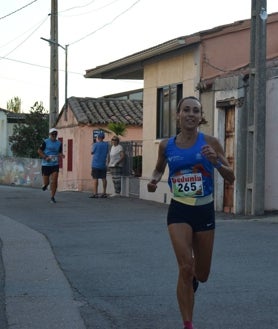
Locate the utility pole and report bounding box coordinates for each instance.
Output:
[49,0,59,128]
[64,44,68,120]
[245,0,267,215]
[41,38,68,121]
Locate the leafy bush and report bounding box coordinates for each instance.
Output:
[107,122,127,136]
[9,102,49,158]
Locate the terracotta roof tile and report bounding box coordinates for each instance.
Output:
[67,97,143,126]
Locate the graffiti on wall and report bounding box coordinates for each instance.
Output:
[0,156,42,187]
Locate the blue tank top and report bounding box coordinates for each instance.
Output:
[165,132,214,198]
[41,138,62,166]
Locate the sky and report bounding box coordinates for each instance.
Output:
[1,0,278,113]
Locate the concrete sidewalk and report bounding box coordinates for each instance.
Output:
[0,214,86,329]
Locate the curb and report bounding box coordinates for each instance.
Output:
[0,215,86,329]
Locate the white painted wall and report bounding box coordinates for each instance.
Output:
[265,76,278,210]
[0,111,7,156]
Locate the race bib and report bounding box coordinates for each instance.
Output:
[50,155,58,162]
[171,172,204,197]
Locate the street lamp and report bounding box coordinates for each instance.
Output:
[41,37,68,125]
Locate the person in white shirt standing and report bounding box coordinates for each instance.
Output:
[108,136,125,197]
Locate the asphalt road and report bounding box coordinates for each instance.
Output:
[0,185,277,329]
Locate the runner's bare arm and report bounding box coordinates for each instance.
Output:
[147,139,168,192]
[203,135,235,184]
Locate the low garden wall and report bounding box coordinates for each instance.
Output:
[0,156,42,188]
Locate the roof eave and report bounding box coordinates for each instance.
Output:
[84,35,200,79]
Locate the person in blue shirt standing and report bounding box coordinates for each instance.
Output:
[89,131,109,198]
[38,128,65,203]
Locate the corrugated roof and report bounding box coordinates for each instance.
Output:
[0,109,26,122]
[67,97,143,126]
[7,112,26,121]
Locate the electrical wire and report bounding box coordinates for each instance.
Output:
[59,0,97,13]
[0,55,82,75]
[0,0,39,20]
[69,0,141,46]
[0,0,142,87]
[0,15,48,49]
[1,16,49,58]
[59,0,122,17]
[204,58,228,73]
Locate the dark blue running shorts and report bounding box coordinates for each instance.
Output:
[167,198,215,232]
[41,165,59,176]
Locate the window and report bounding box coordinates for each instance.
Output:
[157,84,183,138]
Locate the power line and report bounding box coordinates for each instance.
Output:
[59,0,97,14]
[0,0,142,98]
[0,16,48,49]
[59,0,121,17]
[0,55,82,75]
[1,0,141,60]
[0,0,39,20]
[1,16,49,58]
[69,0,141,46]
[0,0,142,75]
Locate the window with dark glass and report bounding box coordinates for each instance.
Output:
[157,84,183,138]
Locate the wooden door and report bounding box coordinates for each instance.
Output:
[223,107,235,213]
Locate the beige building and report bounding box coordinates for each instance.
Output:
[85,13,278,214]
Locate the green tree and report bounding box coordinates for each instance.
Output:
[9,102,49,158]
[107,122,127,136]
[7,96,21,113]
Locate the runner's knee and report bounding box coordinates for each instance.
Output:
[179,263,194,282]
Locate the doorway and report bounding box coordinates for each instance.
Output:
[223,107,235,213]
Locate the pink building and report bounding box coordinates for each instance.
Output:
[55,96,142,192]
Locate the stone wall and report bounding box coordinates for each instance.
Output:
[0,156,42,187]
